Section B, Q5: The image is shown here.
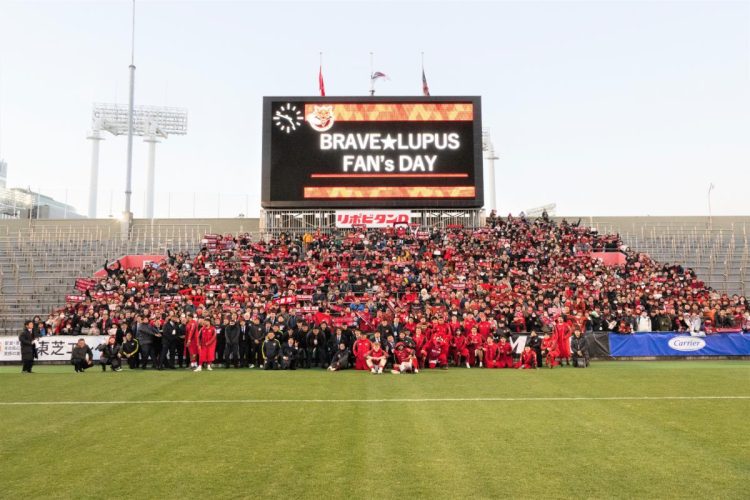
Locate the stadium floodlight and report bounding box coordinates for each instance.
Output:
[482,129,498,212]
[87,103,187,219]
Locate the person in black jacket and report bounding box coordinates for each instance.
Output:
[280,338,300,370]
[238,317,251,367]
[19,321,35,373]
[96,336,122,372]
[71,339,94,372]
[248,318,265,368]
[160,315,179,369]
[527,331,543,368]
[328,343,351,371]
[570,330,590,368]
[306,325,328,368]
[121,332,140,369]
[136,317,158,369]
[262,331,281,370]
[223,316,241,368]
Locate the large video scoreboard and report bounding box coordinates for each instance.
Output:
[261,96,483,208]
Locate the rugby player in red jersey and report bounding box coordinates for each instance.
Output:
[541,332,559,368]
[365,341,387,374]
[496,336,514,368]
[391,342,418,374]
[518,345,538,369]
[352,331,372,371]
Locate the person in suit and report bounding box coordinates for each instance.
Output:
[19,320,35,373]
[238,317,251,367]
[160,314,179,369]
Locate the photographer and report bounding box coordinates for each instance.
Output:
[71,339,94,373]
[96,336,122,372]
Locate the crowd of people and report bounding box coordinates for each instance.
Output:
[21,214,749,373]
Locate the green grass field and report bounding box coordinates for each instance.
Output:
[0,361,748,499]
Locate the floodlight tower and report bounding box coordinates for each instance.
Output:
[482,129,498,212]
[88,104,188,219]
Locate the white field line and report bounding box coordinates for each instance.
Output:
[0,396,749,406]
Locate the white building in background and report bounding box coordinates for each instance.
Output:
[0,161,81,219]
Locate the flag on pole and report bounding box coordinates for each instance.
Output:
[422,68,430,96]
[319,65,326,96]
[371,71,388,82]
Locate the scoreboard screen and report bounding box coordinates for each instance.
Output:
[261,96,483,208]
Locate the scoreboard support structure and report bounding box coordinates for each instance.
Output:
[260,208,483,236]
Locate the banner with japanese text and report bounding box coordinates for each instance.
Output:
[335,209,413,228]
[0,336,107,362]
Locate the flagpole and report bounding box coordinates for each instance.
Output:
[369,51,374,96]
[319,51,324,97]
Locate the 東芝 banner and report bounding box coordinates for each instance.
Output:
[0,336,106,362]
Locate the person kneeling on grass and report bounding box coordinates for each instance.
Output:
[570,330,590,368]
[96,335,122,372]
[391,342,418,374]
[280,338,300,370]
[366,341,387,374]
[121,333,139,369]
[518,346,537,369]
[328,343,351,371]
[71,339,94,373]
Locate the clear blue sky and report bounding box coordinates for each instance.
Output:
[0,0,748,218]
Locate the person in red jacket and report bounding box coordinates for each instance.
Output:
[496,336,514,368]
[483,336,500,368]
[352,331,372,371]
[541,332,558,368]
[195,319,217,372]
[422,334,449,369]
[554,316,572,366]
[365,341,387,374]
[412,326,427,369]
[390,342,418,374]
[466,326,484,368]
[518,345,538,369]
[184,314,200,369]
[452,329,470,367]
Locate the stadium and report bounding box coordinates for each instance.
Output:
[0,2,748,499]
